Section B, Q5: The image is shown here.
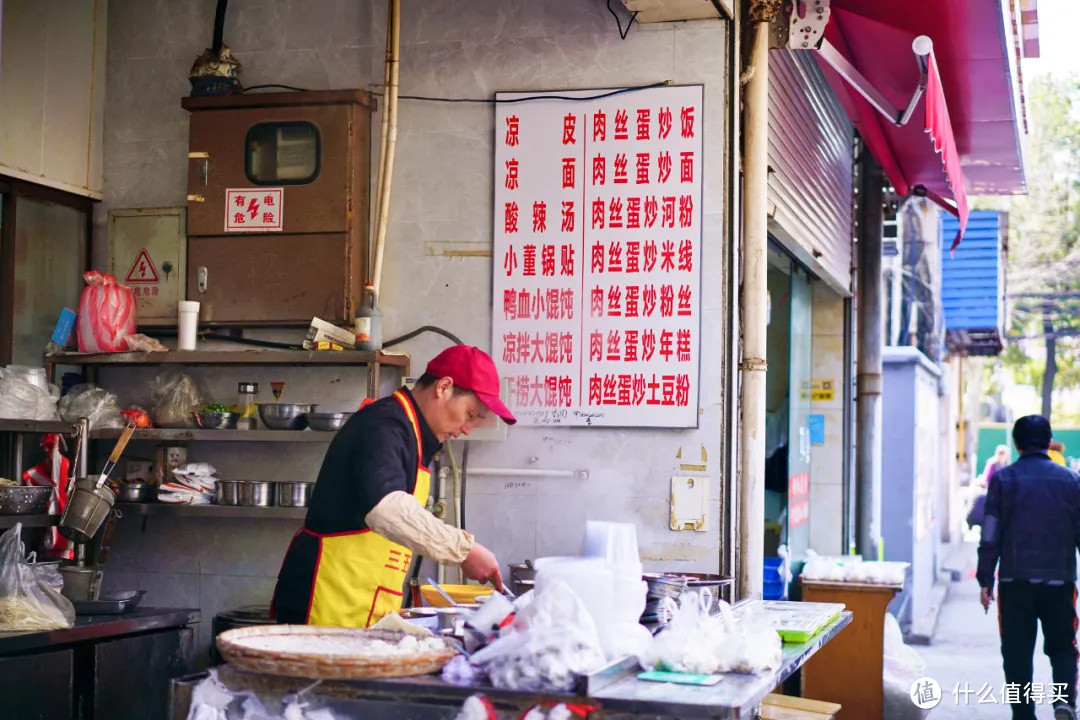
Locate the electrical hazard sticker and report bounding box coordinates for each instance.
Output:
[225,188,284,232]
[125,248,160,283]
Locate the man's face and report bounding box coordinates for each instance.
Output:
[430,378,492,441]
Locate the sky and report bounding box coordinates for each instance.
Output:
[1023,0,1080,78]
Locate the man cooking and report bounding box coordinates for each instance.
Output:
[271,345,515,627]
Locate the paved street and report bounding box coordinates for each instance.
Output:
[920,543,1058,719]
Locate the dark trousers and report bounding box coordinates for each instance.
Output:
[999,580,1079,719]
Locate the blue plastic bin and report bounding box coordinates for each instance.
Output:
[763,557,784,600]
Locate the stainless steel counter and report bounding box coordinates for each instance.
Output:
[0,606,200,655]
[173,612,851,719]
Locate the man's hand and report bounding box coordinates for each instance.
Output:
[980,586,995,612]
[461,542,504,592]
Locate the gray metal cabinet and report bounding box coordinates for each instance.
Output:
[0,649,74,719]
[93,626,196,720]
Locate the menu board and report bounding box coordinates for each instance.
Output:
[493,85,704,427]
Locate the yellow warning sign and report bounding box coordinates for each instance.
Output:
[811,379,835,402]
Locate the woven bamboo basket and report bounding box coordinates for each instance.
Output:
[216,625,458,680]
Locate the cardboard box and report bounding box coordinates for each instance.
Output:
[302,317,356,350]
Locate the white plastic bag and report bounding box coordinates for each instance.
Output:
[58,383,124,428]
[640,591,782,675]
[0,369,60,421]
[0,523,74,631]
[470,579,607,692]
[883,613,929,720]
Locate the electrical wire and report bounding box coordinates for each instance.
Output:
[383,325,464,348]
[607,0,640,40]
[460,441,469,532]
[243,84,310,93]
[370,81,670,105]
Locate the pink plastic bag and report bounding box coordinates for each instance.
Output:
[76,271,136,352]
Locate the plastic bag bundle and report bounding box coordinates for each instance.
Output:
[883,613,930,720]
[58,384,124,428]
[469,579,607,692]
[160,463,217,504]
[0,371,59,421]
[77,271,136,353]
[150,371,209,428]
[640,591,782,676]
[0,523,74,631]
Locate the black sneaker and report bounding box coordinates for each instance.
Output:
[1055,701,1077,720]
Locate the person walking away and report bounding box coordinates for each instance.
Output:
[984,444,1011,483]
[977,415,1080,720]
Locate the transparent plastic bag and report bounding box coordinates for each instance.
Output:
[58,384,124,428]
[882,613,929,720]
[0,523,75,631]
[470,579,607,692]
[150,371,209,429]
[641,591,782,675]
[0,374,60,421]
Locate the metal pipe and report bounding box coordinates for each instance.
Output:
[371,0,401,297]
[465,467,589,480]
[737,15,772,600]
[855,149,885,559]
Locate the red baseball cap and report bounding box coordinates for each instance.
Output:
[425,346,517,425]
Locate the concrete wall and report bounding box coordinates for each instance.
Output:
[0,0,107,197]
[881,347,942,630]
[96,0,732,660]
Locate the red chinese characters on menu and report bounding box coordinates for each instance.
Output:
[493,87,702,425]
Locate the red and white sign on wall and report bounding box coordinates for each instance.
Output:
[493,85,704,427]
[225,188,284,232]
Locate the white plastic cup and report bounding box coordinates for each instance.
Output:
[177,301,201,351]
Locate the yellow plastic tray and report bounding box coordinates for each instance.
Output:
[419,584,493,607]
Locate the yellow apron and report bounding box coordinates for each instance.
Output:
[305,390,431,627]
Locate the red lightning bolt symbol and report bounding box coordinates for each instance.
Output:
[247,198,259,219]
[139,261,147,277]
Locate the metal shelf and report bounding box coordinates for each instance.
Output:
[115,503,306,520]
[0,419,78,434]
[0,514,60,529]
[90,428,337,443]
[45,350,410,368]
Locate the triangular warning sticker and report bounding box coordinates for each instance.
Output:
[125,248,160,283]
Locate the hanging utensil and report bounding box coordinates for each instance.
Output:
[94,423,137,489]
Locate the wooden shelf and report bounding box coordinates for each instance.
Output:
[90,428,337,443]
[0,419,77,434]
[0,514,60,529]
[115,503,306,520]
[45,350,409,368]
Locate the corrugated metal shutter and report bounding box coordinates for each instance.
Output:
[767,49,854,294]
[940,210,1005,355]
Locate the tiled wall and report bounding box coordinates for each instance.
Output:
[98,0,732,660]
[808,280,848,555]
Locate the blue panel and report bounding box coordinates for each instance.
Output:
[940,210,1003,333]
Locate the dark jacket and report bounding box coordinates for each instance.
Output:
[976,450,1080,588]
[967,493,987,527]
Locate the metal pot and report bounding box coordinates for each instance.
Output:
[116,482,150,503]
[242,481,274,507]
[508,560,536,596]
[275,481,313,507]
[216,480,244,506]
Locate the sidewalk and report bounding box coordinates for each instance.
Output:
[920,542,1055,719]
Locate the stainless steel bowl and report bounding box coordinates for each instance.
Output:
[0,486,53,515]
[216,480,244,506]
[275,481,313,507]
[241,480,274,507]
[193,411,240,430]
[116,481,151,503]
[305,412,353,432]
[258,403,318,430]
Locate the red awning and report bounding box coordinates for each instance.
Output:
[816,10,968,247]
[810,1,1028,249]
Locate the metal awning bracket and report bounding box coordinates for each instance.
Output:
[783,0,931,128]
